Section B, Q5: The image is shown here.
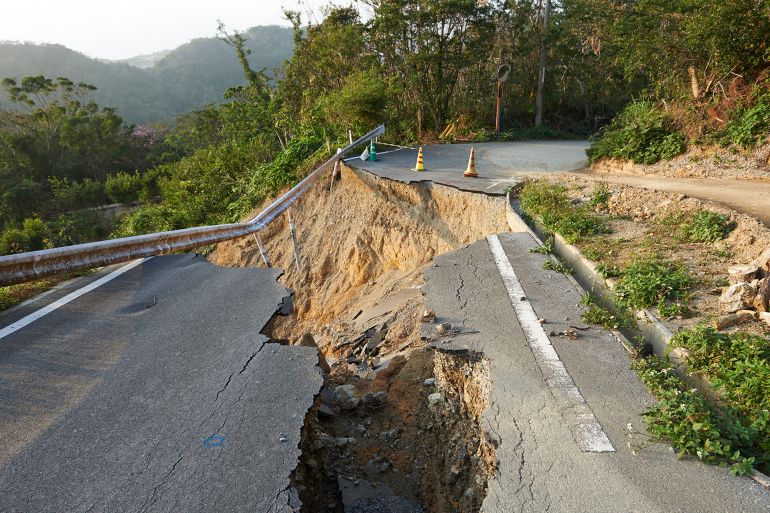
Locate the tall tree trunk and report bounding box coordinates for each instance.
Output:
[534,0,551,127]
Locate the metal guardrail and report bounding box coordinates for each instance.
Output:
[0,125,385,286]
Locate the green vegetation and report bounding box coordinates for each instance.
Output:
[681,211,732,243]
[633,354,767,475]
[579,294,632,330]
[520,181,609,244]
[614,259,691,317]
[589,182,611,209]
[542,260,571,274]
[588,101,686,164]
[529,239,554,255]
[722,90,770,149]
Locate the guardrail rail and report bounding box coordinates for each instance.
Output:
[0,125,385,286]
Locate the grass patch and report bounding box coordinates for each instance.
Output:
[529,239,554,255]
[579,294,632,330]
[0,277,68,312]
[681,210,732,243]
[613,258,691,318]
[520,180,610,244]
[542,260,571,274]
[633,354,767,475]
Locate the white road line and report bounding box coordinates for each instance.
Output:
[0,258,150,340]
[487,235,614,453]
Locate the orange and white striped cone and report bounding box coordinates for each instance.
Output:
[464,147,478,177]
[413,146,425,171]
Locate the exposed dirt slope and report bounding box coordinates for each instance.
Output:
[592,144,770,181]
[212,163,509,337]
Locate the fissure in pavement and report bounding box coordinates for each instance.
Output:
[213,165,512,512]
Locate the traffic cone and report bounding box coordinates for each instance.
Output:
[464,147,478,177]
[369,140,378,161]
[360,146,370,161]
[413,146,425,171]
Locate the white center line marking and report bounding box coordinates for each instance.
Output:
[487,235,614,453]
[0,258,150,340]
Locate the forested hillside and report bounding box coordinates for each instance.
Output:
[2,0,769,256]
[0,26,294,123]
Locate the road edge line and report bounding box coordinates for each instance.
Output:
[0,258,150,340]
[487,234,615,453]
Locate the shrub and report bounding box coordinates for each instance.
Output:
[105,172,144,204]
[614,258,691,314]
[633,355,763,475]
[723,91,770,149]
[682,210,731,243]
[49,177,108,211]
[589,182,611,208]
[0,218,51,255]
[588,100,686,164]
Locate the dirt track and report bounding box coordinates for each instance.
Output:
[560,172,770,227]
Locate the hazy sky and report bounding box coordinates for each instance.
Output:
[0,0,354,60]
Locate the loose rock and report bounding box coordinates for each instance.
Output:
[332,384,360,410]
[719,282,757,313]
[423,378,436,386]
[712,311,755,330]
[753,278,770,312]
[727,264,760,284]
[752,246,770,273]
[428,392,443,407]
[362,391,388,409]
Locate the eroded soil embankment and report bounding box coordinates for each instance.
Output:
[211,165,508,512]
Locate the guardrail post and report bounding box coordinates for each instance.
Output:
[287,209,302,270]
[329,149,343,192]
[252,233,272,268]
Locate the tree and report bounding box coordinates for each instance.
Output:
[534,0,551,126]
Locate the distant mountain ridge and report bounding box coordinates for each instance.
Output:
[0,26,294,124]
[106,50,173,69]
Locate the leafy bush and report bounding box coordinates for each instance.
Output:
[588,101,686,164]
[633,356,763,475]
[723,91,770,148]
[520,180,609,244]
[0,218,51,255]
[113,130,325,237]
[614,259,691,314]
[579,294,632,330]
[682,210,731,243]
[105,172,144,204]
[672,326,770,424]
[589,182,611,208]
[49,177,108,211]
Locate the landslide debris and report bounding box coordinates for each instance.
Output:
[213,164,509,511]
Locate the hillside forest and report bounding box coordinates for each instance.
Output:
[1,0,769,257]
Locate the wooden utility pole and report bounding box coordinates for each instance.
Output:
[535,0,551,127]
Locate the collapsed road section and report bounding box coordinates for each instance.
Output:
[212,163,769,511]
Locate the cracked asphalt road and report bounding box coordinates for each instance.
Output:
[424,233,770,512]
[0,254,322,513]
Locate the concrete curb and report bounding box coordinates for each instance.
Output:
[504,191,770,489]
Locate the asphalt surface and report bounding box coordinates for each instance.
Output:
[423,233,769,512]
[350,140,589,194]
[0,254,322,513]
